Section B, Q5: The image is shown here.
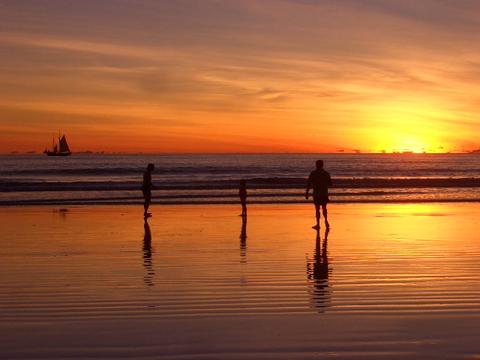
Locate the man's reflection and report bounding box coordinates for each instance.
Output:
[240,216,247,263]
[306,227,331,312]
[143,218,155,287]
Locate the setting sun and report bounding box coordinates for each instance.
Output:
[360,99,451,153]
[374,134,441,153]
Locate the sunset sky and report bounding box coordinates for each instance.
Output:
[1,0,480,153]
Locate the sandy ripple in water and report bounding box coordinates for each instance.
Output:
[1,204,480,359]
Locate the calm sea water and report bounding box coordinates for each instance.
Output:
[0,153,479,205]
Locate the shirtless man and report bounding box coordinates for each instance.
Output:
[305,160,332,229]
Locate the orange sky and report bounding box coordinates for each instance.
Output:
[1,0,480,153]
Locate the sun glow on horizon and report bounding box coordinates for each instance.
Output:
[372,133,444,154]
[359,98,455,153]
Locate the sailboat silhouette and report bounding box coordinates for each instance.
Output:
[44,134,72,156]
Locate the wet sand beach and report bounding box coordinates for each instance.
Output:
[1,203,480,359]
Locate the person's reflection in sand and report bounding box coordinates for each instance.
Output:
[240,216,247,264]
[53,208,69,221]
[143,218,155,287]
[306,227,331,312]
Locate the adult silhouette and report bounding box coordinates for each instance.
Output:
[142,163,154,218]
[305,160,332,229]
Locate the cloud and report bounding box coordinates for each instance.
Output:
[0,31,182,59]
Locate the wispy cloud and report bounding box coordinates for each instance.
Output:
[0,31,181,59]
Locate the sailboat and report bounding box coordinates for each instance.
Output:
[44,134,72,156]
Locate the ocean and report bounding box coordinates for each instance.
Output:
[1,153,479,205]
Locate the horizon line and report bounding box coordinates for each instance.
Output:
[2,151,478,156]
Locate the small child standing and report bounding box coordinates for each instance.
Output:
[239,179,247,217]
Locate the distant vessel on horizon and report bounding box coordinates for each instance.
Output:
[44,134,72,156]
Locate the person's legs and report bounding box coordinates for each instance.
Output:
[313,203,320,229]
[322,203,329,228]
[241,201,247,217]
[143,190,151,216]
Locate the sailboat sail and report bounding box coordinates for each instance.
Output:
[59,135,70,153]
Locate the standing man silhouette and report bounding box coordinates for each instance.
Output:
[142,163,155,218]
[306,160,332,229]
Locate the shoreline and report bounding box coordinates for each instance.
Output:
[1,198,480,207]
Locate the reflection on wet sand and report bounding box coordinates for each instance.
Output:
[143,219,154,287]
[3,205,480,359]
[240,216,247,263]
[307,228,331,312]
[53,208,69,220]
